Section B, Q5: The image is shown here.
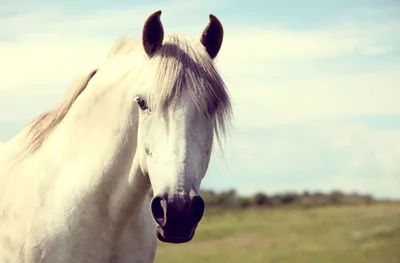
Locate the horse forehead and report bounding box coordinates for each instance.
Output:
[164,90,201,117]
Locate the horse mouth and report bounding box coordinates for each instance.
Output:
[155,226,195,244]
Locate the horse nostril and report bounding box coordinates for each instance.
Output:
[190,195,205,224]
[151,196,166,227]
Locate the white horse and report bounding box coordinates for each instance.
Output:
[0,10,232,263]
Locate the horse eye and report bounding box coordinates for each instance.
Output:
[136,97,148,111]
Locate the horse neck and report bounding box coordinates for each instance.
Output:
[28,65,150,227]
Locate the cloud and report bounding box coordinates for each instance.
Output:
[220,27,393,63]
[204,122,400,199]
[214,8,400,128]
[1,1,398,106]
[222,65,400,130]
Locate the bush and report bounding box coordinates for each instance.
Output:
[252,193,270,206]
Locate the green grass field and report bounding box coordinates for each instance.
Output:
[154,203,400,263]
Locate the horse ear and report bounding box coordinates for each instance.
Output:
[142,10,164,56]
[200,14,224,59]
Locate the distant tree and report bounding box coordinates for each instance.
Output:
[329,190,345,204]
[215,189,238,208]
[151,187,377,211]
[252,192,270,206]
[363,194,374,204]
[270,194,283,206]
[281,192,299,205]
[238,197,252,209]
[200,189,221,207]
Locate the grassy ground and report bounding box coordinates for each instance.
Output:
[154,203,400,263]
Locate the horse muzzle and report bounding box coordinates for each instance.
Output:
[150,194,205,244]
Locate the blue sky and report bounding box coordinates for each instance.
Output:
[1,0,399,199]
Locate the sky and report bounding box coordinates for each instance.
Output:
[0,0,399,199]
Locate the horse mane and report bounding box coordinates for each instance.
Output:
[23,34,232,153]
